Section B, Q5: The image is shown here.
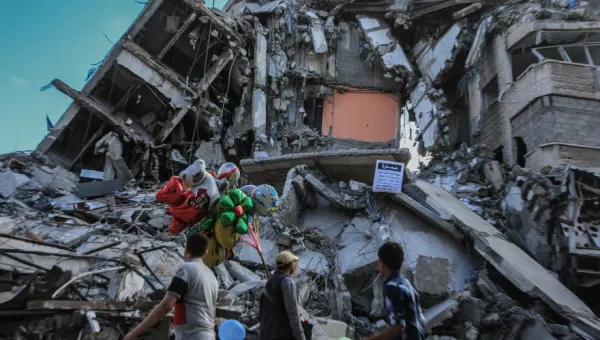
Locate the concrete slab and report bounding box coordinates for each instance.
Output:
[29,225,94,247]
[415,23,464,84]
[240,148,411,191]
[356,16,413,74]
[237,238,328,275]
[300,197,350,240]
[387,204,476,293]
[338,217,378,275]
[408,180,600,338]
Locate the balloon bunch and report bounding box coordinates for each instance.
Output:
[155,159,279,269]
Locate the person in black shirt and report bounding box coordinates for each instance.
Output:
[259,251,306,340]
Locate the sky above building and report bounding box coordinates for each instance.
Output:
[0,0,227,154]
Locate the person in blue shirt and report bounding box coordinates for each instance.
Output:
[366,241,425,340]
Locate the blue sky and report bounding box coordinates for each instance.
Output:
[0,0,226,154]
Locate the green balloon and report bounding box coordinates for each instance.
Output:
[218,196,234,212]
[240,196,254,212]
[235,219,248,234]
[229,188,244,206]
[200,218,214,231]
[221,212,236,227]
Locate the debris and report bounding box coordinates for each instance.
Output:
[3,0,600,338]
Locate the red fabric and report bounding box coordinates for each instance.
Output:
[173,302,187,326]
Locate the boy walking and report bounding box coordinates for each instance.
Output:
[124,232,219,340]
[366,241,425,340]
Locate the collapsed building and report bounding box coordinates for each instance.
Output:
[3,0,600,338]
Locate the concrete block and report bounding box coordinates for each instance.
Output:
[414,256,450,297]
[225,260,261,282]
[520,319,556,340]
[458,294,486,327]
[476,270,499,298]
[314,318,349,339]
[0,171,30,197]
[423,298,458,331]
[483,161,504,191]
[214,263,234,289]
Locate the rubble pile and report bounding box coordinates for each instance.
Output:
[8,0,600,337]
[422,270,574,340]
[417,143,507,231]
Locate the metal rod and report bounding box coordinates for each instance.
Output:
[0,249,158,291]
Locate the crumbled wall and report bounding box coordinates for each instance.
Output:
[334,23,398,90]
[513,96,600,150]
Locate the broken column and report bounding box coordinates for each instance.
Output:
[252,30,268,158]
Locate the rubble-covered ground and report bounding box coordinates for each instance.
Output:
[0,150,597,340]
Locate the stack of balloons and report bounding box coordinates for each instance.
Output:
[156,160,280,269]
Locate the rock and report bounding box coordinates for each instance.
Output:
[374,319,387,332]
[458,294,486,327]
[457,171,468,184]
[483,161,504,191]
[291,239,306,252]
[414,256,450,297]
[462,322,479,340]
[481,312,501,326]
[0,170,30,198]
[225,261,261,282]
[476,270,499,298]
[349,180,368,192]
[148,216,171,229]
[214,263,234,289]
[338,181,347,189]
[276,231,292,246]
[423,298,458,331]
[520,319,555,340]
[547,324,570,336]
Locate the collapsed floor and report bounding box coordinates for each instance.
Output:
[0,149,598,339]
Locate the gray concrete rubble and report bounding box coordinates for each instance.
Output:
[6,0,600,338]
[0,143,596,339]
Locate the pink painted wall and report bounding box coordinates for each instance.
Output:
[322,90,399,142]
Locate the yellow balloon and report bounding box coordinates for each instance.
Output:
[214,218,240,249]
[202,236,224,268]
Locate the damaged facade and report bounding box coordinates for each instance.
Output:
[5,0,600,338]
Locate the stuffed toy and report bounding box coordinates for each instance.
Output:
[155,176,202,234]
[180,159,221,218]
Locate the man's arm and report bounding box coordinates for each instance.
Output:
[123,294,177,340]
[365,284,407,340]
[281,278,306,340]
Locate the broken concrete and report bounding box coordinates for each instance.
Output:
[407,180,600,338]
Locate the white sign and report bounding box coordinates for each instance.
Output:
[373,160,405,194]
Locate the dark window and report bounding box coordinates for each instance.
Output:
[514,137,527,167]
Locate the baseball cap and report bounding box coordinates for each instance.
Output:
[275,251,298,266]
